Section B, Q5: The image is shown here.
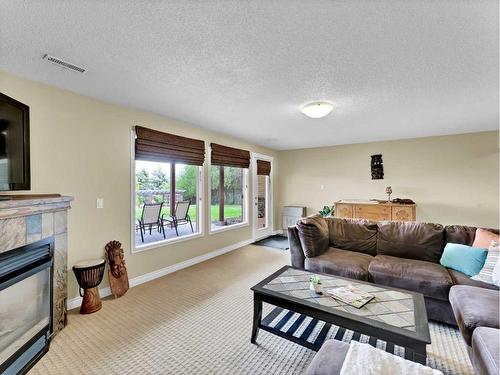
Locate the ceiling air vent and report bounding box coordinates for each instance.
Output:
[42,54,86,73]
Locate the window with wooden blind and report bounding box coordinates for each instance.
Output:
[209,143,249,232]
[210,143,250,168]
[255,159,271,230]
[135,126,205,165]
[256,160,271,176]
[133,126,204,250]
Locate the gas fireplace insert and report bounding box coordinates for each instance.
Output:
[0,237,54,375]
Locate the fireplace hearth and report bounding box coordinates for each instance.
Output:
[0,238,54,375]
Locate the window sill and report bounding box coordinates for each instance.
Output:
[132,232,204,253]
[209,222,249,235]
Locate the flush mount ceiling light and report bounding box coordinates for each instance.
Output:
[300,101,334,119]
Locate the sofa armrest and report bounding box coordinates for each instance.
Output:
[471,327,500,375]
[449,285,500,345]
[288,226,305,268]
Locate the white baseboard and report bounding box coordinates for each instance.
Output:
[66,238,253,311]
[273,229,284,236]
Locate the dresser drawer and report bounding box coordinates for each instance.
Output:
[335,203,353,218]
[354,204,391,221]
[391,206,415,221]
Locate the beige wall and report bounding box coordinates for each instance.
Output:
[278,132,499,228]
[2,70,498,301]
[0,71,278,300]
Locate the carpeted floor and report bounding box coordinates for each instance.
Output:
[30,245,473,374]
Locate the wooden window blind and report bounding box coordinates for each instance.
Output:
[256,160,271,176]
[210,143,250,168]
[135,126,205,165]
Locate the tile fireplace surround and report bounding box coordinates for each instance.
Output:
[0,195,73,336]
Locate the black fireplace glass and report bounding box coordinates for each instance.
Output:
[0,267,50,365]
[0,238,53,375]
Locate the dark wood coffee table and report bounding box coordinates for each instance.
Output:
[250,266,431,364]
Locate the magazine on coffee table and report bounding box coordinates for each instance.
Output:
[325,285,375,308]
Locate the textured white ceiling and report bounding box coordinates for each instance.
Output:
[0,1,498,150]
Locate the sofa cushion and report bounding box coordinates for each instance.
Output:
[305,339,350,375]
[288,226,305,269]
[471,327,500,375]
[424,297,457,326]
[472,228,500,249]
[445,225,499,246]
[326,218,378,256]
[445,225,477,246]
[377,221,444,262]
[296,215,329,258]
[439,243,488,277]
[305,247,373,281]
[448,269,499,291]
[494,257,500,286]
[471,240,500,286]
[449,285,500,345]
[368,255,453,300]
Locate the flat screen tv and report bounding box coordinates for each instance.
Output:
[0,93,30,191]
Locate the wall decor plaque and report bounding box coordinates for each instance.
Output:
[371,154,384,179]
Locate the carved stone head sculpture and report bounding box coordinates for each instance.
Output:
[105,240,126,278]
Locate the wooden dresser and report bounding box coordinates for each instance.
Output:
[334,201,416,221]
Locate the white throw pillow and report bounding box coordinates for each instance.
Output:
[492,255,500,286]
[471,240,499,286]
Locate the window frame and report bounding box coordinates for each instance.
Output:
[131,130,204,253]
[207,158,249,235]
[251,152,274,242]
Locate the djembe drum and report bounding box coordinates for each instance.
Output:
[73,259,106,314]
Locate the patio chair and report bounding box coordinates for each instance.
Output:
[137,202,165,242]
[162,200,193,236]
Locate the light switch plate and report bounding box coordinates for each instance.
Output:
[96,198,104,209]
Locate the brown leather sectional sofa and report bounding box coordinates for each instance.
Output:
[288,216,499,325]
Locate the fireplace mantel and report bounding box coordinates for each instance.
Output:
[0,194,73,335]
[0,195,72,219]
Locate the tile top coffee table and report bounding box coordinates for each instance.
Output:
[250,266,431,364]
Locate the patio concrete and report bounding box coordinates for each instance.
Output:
[135,223,198,246]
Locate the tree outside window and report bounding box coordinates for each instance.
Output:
[135,160,200,245]
[210,165,245,230]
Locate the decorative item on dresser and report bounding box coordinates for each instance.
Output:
[319,205,335,218]
[334,200,416,221]
[385,186,392,202]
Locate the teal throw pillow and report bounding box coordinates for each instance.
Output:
[440,243,488,277]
